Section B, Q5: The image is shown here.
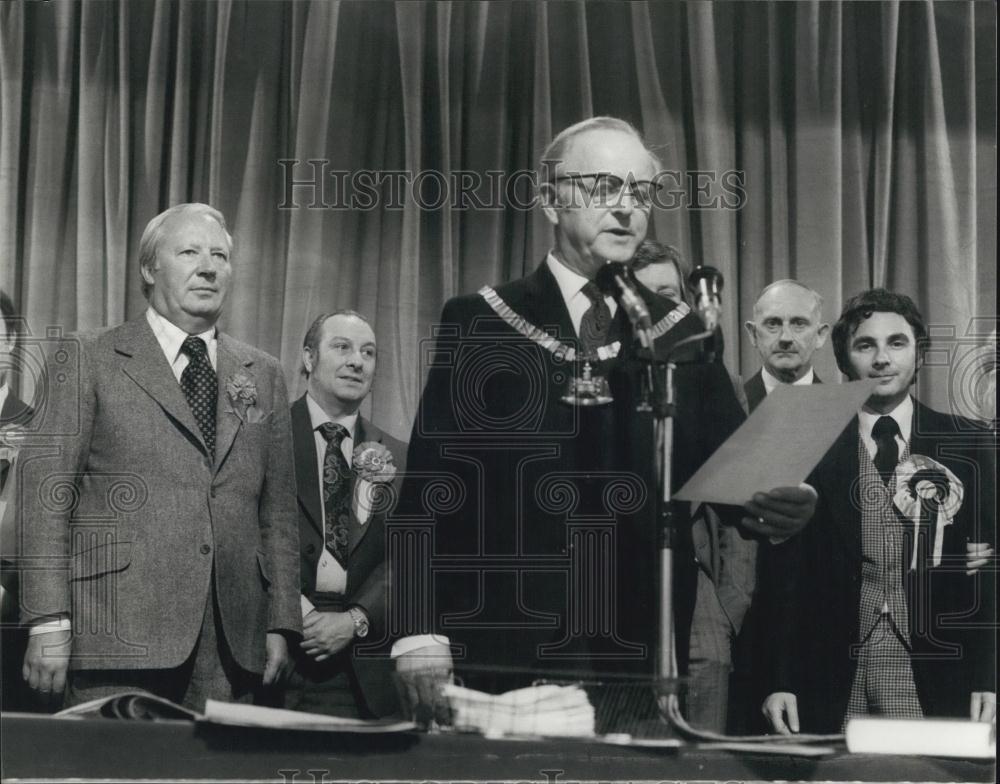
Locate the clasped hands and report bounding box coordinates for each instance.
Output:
[300,609,356,661]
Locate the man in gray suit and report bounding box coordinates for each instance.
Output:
[742,280,829,411]
[20,203,301,710]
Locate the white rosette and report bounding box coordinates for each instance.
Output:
[893,455,964,570]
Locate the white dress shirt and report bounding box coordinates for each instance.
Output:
[545,253,618,336]
[762,365,815,395]
[145,307,218,378]
[858,395,913,462]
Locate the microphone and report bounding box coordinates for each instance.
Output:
[688,265,724,332]
[595,262,653,342]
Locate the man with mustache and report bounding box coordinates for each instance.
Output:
[392,117,818,724]
[743,280,829,412]
[20,203,300,710]
[762,288,995,733]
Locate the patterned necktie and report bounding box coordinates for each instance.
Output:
[180,336,217,461]
[579,281,612,354]
[872,415,901,484]
[319,422,353,568]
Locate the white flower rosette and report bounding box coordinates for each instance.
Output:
[351,442,397,526]
[893,455,964,570]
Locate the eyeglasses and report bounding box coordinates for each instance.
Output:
[554,173,662,209]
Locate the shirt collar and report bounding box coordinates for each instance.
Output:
[859,394,913,445]
[762,366,815,395]
[145,306,217,365]
[546,252,616,310]
[305,392,359,440]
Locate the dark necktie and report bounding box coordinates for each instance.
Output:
[319,422,353,568]
[579,281,612,354]
[872,415,901,484]
[0,458,9,493]
[180,336,217,461]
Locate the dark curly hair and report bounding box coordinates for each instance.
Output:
[832,288,928,378]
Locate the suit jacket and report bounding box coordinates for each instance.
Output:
[395,261,746,691]
[291,395,405,716]
[1,391,34,615]
[767,401,996,731]
[20,315,301,673]
[743,368,822,413]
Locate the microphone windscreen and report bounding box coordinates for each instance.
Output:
[595,261,630,295]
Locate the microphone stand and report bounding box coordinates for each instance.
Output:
[642,324,717,720]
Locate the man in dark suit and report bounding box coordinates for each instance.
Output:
[392,117,819,718]
[287,310,405,718]
[20,204,301,710]
[729,279,830,731]
[762,289,996,733]
[1,289,35,710]
[742,280,828,412]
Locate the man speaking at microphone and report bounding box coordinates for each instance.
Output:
[393,118,817,720]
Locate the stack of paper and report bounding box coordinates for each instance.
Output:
[442,683,595,738]
[845,717,996,759]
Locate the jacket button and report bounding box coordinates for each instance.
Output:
[200,544,211,555]
[305,544,316,555]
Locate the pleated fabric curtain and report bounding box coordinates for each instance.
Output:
[1,1,995,437]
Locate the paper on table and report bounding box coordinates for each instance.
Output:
[675,379,876,506]
[202,699,416,733]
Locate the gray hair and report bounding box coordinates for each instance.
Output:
[138,203,233,299]
[539,116,662,182]
[752,279,824,321]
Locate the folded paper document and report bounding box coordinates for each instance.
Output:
[59,691,415,733]
[443,683,596,738]
[676,379,876,505]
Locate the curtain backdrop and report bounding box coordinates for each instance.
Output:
[1,0,996,439]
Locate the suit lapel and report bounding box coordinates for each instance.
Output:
[744,370,766,412]
[827,417,863,562]
[213,337,252,473]
[292,395,323,535]
[521,261,577,342]
[117,317,206,454]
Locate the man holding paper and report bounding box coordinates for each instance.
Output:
[763,289,996,733]
[392,117,819,720]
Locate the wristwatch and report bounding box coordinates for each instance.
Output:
[347,606,369,638]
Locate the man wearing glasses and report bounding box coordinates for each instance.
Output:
[392,117,818,725]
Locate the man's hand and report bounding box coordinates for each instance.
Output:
[965,543,993,576]
[762,691,800,734]
[395,641,453,729]
[970,691,996,722]
[300,610,355,662]
[744,483,818,539]
[262,632,293,686]
[23,628,71,703]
